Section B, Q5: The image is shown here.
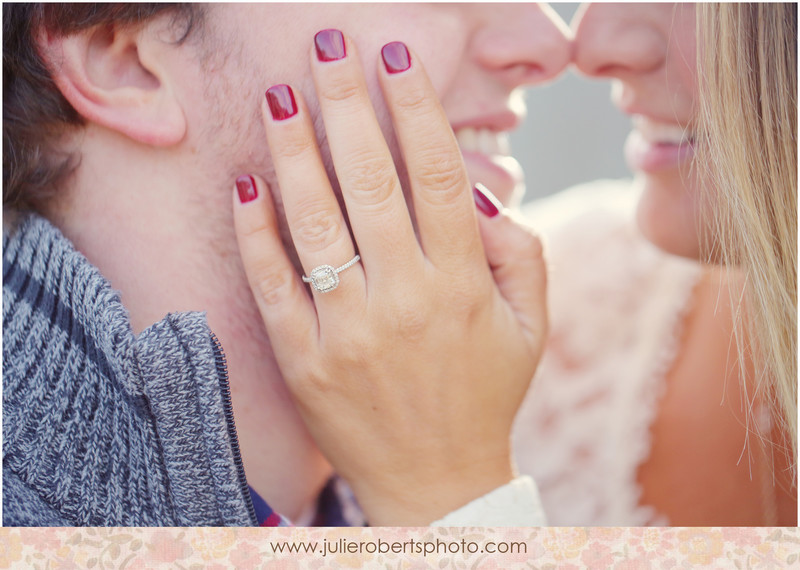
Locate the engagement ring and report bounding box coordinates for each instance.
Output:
[302,254,361,293]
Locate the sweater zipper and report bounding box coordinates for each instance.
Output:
[210,331,258,526]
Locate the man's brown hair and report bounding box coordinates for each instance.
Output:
[3,3,201,210]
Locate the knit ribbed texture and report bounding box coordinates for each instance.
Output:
[3,212,256,526]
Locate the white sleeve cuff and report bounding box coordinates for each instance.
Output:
[430,475,547,527]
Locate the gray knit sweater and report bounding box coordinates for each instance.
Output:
[3,211,258,526]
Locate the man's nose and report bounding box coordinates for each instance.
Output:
[471,4,572,88]
[571,3,666,79]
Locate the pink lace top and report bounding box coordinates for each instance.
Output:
[512,180,703,526]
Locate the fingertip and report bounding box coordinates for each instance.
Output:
[477,204,545,270]
[261,83,310,129]
[380,41,412,75]
[232,173,279,239]
[313,29,347,63]
[310,28,359,66]
[233,173,273,207]
[264,84,299,122]
[473,183,503,219]
[235,174,259,204]
[474,185,509,255]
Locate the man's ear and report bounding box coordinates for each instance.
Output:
[37,20,187,146]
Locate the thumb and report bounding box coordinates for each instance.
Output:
[473,184,548,351]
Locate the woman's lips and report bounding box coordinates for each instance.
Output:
[624,130,695,173]
[624,116,696,173]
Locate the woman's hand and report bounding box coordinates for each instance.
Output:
[232,30,547,526]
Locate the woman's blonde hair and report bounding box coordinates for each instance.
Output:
[697,3,797,473]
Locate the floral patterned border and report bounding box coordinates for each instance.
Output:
[1,527,799,569]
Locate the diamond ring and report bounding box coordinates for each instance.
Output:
[302,254,361,293]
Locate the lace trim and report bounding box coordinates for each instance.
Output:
[512,181,703,526]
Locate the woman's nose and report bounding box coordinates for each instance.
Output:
[571,3,666,79]
[471,4,572,88]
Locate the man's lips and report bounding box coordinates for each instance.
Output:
[449,111,525,202]
[455,127,511,156]
[455,134,524,204]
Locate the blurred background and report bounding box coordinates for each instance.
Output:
[511,3,632,203]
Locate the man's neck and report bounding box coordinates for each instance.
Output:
[43,128,333,521]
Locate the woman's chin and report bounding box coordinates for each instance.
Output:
[634,176,703,260]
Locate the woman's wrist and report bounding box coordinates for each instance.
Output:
[350,456,515,526]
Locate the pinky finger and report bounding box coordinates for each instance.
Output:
[232,174,318,366]
[475,184,548,353]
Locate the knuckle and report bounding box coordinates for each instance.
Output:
[394,87,429,114]
[433,263,493,322]
[319,74,364,104]
[384,296,430,343]
[345,152,399,206]
[515,228,545,259]
[461,273,493,304]
[252,267,292,307]
[414,149,468,200]
[292,207,343,252]
[275,130,316,161]
[331,330,376,367]
[290,360,333,398]
[237,213,270,241]
[445,281,486,320]
[314,328,381,390]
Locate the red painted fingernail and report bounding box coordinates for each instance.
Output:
[236,175,258,203]
[315,29,346,62]
[381,41,411,74]
[473,183,501,218]
[265,84,298,120]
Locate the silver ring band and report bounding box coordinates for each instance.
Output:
[302,254,361,293]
